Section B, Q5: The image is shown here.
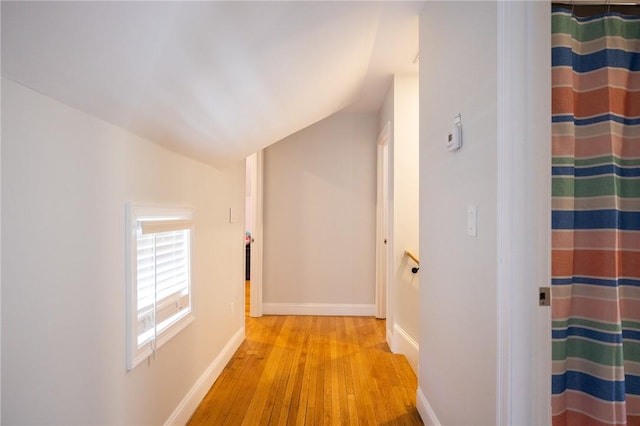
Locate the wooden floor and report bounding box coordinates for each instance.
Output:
[188,285,422,425]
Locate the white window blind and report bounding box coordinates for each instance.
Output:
[127,205,194,370]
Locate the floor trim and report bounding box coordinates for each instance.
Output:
[416,386,442,426]
[392,322,419,374]
[262,303,375,316]
[164,326,245,426]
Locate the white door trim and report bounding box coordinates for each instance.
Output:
[496,2,551,425]
[375,122,391,321]
[247,151,264,317]
[496,3,517,422]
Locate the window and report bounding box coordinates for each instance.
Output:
[126,204,194,370]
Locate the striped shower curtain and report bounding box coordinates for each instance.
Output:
[551,5,640,426]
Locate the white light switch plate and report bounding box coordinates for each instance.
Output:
[467,205,477,237]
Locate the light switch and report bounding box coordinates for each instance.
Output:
[229,207,236,224]
[467,205,477,237]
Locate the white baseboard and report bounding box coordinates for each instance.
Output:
[392,323,419,375]
[262,303,375,316]
[416,386,441,426]
[164,326,245,426]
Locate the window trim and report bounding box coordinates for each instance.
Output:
[126,203,195,371]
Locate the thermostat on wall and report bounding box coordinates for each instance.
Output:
[447,113,462,151]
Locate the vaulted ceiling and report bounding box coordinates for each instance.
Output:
[2,1,421,168]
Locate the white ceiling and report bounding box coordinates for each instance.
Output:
[2,1,422,168]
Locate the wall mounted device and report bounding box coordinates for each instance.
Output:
[447,113,462,151]
[467,204,477,237]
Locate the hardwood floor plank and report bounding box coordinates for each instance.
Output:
[188,315,422,426]
[345,317,378,425]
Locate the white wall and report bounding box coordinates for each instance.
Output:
[391,75,419,370]
[418,3,498,425]
[378,74,420,372]
[1,79,246,425]
[262,112,377,315]
[418,3,552,425]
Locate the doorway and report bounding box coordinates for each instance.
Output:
[376,122,391,330]
[245,151,264,318]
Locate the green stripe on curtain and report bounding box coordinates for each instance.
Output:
[552,177,640,198]
[553,318,623,333]
[553,157,640,168]
[552,340,625,366]
[552,13,640,41]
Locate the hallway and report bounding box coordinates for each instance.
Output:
[188,314,421,425]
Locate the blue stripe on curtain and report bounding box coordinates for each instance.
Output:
[623,330,640,341]
[553,165,640,177]
[552,210,640,230]
[553,327,623,343]
[552,371,626,402]
[552,114,640,126]
[552,47,640,72]
[552,277,640,287]
[626,375,640,394]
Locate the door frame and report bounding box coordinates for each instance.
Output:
[246,151,264,318]
[496,2,551,424]
[375,122,391,326]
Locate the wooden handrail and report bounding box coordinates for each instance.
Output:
[405,250,420,274]
[405,250,420,265]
